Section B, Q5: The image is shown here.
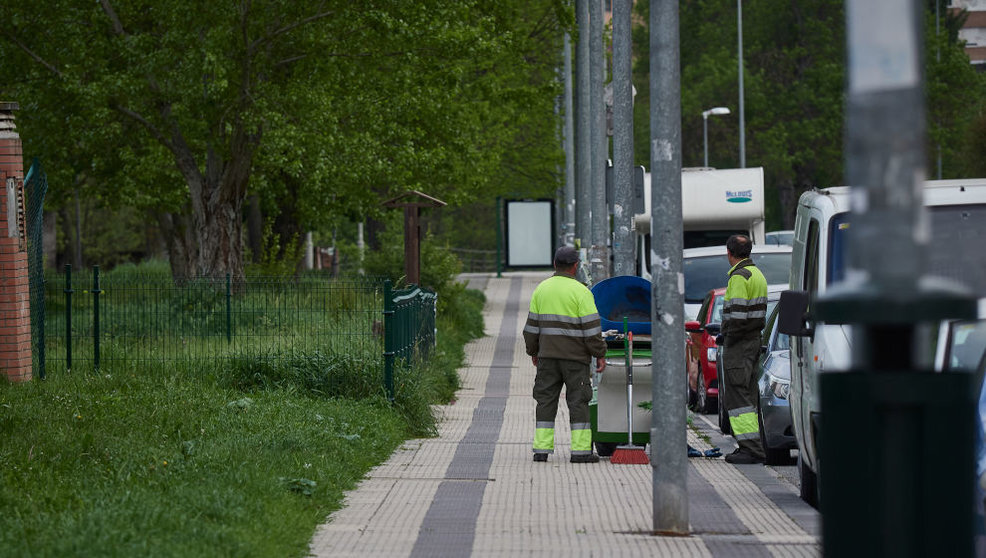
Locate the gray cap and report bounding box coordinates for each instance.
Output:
[554,246,579,266]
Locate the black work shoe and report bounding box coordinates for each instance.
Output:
[570,453,600,463]
[533,453,548,462]
[724,448,764,465]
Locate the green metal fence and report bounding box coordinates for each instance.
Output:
[40,268,439,396]
[383,280,438,401]
[25,159,48,380]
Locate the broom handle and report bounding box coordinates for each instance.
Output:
[624,317,633,445]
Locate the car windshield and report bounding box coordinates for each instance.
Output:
[683,252,791,304]
[829,205,986,295]
[946,320,986,372]
[711,295,780,327]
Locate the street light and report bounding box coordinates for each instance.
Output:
[702,107,731,168]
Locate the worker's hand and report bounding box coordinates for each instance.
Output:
[531,356,538,367]
[595,357,606,373]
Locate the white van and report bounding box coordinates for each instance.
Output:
[779,179,986,506]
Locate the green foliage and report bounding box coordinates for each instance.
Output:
[633,0,986,230]
[244,222,303,278]
[0,1,571,274]
[0,275,486,557]
[362,214,463,301]
[0,365,406,557]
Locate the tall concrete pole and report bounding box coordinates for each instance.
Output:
[563,32,576,246]
[611,0,634,276]
[813,1,976,554]
[575,0,591,254]
[737,0,746,168]
[589,0,608,282]
[649,0,688,534]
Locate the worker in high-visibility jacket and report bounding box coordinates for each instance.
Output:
[721,234,768,464]
[524,246,607,463]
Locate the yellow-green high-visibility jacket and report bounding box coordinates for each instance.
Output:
[722,258,768,339]
[524,273,607,363]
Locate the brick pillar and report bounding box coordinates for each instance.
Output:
[0,101,31,382]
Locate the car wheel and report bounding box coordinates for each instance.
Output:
[758,408,790,466]
[798,451,819,509]
[718,389,731,434]
[694,372,708,414]
[595,441,618,457]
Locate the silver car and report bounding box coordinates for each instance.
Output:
[757,305,797,465]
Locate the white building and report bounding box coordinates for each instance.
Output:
[950,0,986,69]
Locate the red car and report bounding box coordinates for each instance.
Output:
[685,287,726,414]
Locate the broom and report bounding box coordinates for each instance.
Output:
[611,317,650,465]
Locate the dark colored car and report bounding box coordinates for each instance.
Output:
[715,290,782,436]
[756,304,796,465]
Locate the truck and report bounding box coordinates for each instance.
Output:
[633,166,767,281]
[777,179,986,507]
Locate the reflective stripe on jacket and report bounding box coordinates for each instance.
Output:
[722,258,768,339]
[524,273,607,362]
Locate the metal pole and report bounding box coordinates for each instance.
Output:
[226,273,232,344]
[589,0,609,281]
[495,196,503,278]
[575,0,591,250]
[383,280,395,403]
[935,0,943,179]
[703,114,708,168]
[813,2,976,555]
[737,0,746,168]
[64,264,72,372]
[563,32,576,246]
[92,265,101,370]
[612,0,634,277]
[649,0,688,535]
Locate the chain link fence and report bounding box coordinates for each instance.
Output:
[39,267,438,394]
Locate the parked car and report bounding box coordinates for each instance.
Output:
[715,289,783,435]
[777,179,986,508]
[686,285,783,415]
[682,244,792,321]
[756,304,797,465]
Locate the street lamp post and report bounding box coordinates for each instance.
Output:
[702,107,731,168]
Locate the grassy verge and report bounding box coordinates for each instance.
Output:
[0,286,485,557]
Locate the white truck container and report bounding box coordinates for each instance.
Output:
[778,178,986,507]
[634,167,767,280]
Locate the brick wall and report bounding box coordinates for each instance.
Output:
[0,101,32,382]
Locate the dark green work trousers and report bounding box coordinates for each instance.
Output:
[533,357,593,454]
[723,335,765,458]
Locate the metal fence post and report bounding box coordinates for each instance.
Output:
[383,280,395,403]
[225,273,232,344]
[92,265,101,370]
[64,264,72,372]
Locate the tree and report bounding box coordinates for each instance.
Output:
[1,1,571,277]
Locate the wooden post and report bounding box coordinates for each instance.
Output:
[382,191,445,287]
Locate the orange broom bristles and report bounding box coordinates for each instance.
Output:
[610,445,649,465]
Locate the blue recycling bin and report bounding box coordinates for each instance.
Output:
[591,275,652,335]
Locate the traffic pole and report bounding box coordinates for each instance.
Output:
[611,0,634,277]
[649,0,688,535]
[815,1,976,556]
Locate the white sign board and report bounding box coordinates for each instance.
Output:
[506,200,553,267]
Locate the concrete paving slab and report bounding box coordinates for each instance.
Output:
[310,272,821,557]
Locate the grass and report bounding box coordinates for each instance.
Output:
[0,283,486,557]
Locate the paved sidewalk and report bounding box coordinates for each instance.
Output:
[310,273,820,557]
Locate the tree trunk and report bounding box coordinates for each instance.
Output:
[247,194,264,263]
[157,210,196,280]
[42,210,57,269]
